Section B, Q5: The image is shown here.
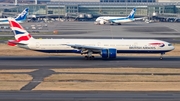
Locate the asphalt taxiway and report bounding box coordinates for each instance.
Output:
[0,56,180,69]
[0,91,180,101]
[2,21,180,38]
[1,56,180,101]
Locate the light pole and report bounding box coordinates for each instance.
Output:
[35,0,37,5]
[15,0,17,5]
[126,0,127,16]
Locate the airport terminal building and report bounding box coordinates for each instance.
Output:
[0,0,180,19]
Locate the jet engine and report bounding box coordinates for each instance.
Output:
[101,48,117,59]
[99,20,105,25]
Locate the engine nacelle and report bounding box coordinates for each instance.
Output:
[101,48,117,59]
[94,21,100,25]
[99,20,105,25]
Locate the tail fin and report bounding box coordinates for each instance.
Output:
[8,17,33,43]
[15,8,29,22]
[127,8,136,19]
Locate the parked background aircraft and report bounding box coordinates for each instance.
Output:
[94,8,144,25]
[7,17,174,60]
[0,8,28,24]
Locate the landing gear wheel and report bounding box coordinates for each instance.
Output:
[90,56,95,60]
[84,56,95,60]
[160,53,165,60]
[85,56,88,60]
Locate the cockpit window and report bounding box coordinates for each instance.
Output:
[168,44,172,46]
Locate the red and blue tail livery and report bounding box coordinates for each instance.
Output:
[8,17,33,46]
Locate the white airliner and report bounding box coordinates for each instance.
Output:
[7,17,174,60]
[95,8,143,25]
[0,8,28,24]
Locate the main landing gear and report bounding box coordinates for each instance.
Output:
[117,23,121,25]
[84,56,95,60]
[83,51,95,60]
[160,52,165,60]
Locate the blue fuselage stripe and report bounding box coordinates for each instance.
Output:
[0,20,8,22]
[34,50,171,54]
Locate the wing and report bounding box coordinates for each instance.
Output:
[62,44,107,52]
[109,19,116,23]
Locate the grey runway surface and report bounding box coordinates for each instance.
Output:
[0,91,180,101]
[1,56,180,101]
[0,56,180,69]
[2,21,180,38]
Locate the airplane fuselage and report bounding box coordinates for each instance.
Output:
[0,19,24,24]
[95,16,135,24]
[21,39,174,54]
[95,8,137,25]
[111,18,135,23]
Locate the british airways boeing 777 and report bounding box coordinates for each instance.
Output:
[7,17,174,60]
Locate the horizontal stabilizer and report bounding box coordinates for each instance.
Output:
[7,40,27,46]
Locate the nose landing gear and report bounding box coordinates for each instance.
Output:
[160,52,165,60]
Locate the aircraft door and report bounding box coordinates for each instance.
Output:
[97,42,101,46]
[36,42,39,48]
[134,42,138,47]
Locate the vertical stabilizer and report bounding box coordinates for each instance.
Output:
[8,17,33,42]
[15,8,29,22]
[127,8,136,19]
